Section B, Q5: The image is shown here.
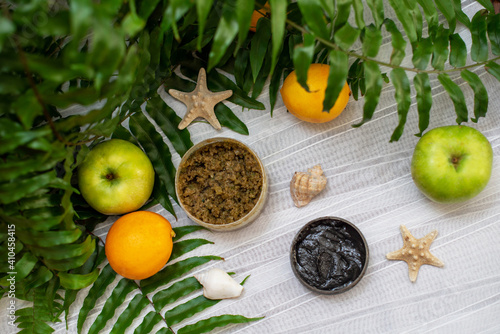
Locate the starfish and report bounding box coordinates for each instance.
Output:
[168,68,233,130]
[386,225,444,282]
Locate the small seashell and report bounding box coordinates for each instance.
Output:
[290,165,327,207]
[194,268,244,300]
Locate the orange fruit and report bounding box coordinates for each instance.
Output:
[280,63,351,123]
[249,3,270,32]
[105,211,176,280]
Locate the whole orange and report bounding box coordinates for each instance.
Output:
[105,211,175,280]
[280,63,351,123]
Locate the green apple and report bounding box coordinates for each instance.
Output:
[78,139,155,215]
[411,125,493,203]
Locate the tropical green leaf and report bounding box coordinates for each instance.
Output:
[250,18,272,83]
[170,239,214,261]
[195,0,215,50]
[352,0,366,30]
[215,103,250,135]
[141,256,222,294]
[236,0,254,49]
[416,0,439,33]
[437,73,468,124]
[335,0,352,30]
[297,0,330,40]
[133,311,164,334]
[362,24,383,58]
[334,22,361,51]
[110,294,151,334]
[146,96,193,157]
[178,314,264,334]
[59,269,99,290]
[461,69,488,122]
[87,279,137,334]
[77,264,117,334]
[471,10,489,62]
[366,0,384,27]
[129,112,178,203]
[43,239,95,271]
[353,61,383,127]
[452,0,470,28]
[475,0,495,12]
[389,68,412,142]
[449,33,467,68]
[323,50,349,111]
[208,2,238,71]
[412,37,433,70]
[173,225,206,241]
[485,61,500,81]
[0,252,37,285]
[31,235,94,260]
[152,277,202,311]
[388,0,417,44]
[432,26,450,70]
[435,0,456,33]
[165,295,220,326]
[293,34,315,91]
[17,228,82,248]
[384,19,407,66]
[413,73,432,137]
[487,14,500,55]
[269,0,288,75]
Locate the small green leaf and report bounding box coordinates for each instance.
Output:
[31,235,94,260]
[178,314,264,334]
[435,0,456,32]
[388,0,417,44]
[449,33,467,68]
[0,252,37,285]
[59,269,99,290]
[362,24,383,58]
[165,295,220,326]
[437,73,468,124]
[487,14,500,55]
[133,311,163,334]
[470,10,489,62]
[352,0,366,29]
[412,37,433,70]
[250,18,272,82]
[173,225,206,240]
[384,19,407,66]
[87,279,137,334]
[452,0,470,28]
[215,102,250,135]
[196,0,215,50]
[293,34,315,91]
[141,256,222,294]
[334,22,361,50]
[236,0,254,48]
[129,112,178,203]
[170,239,214,261]
[77,264,117,334]
[152,277,202,311]
[110,294,150,334]
[17,228,82,248]
[475,0,495,12]
[335,0,353,30]
[208,2,239,71]
[485,61,500,82]
[461,69,488,122]
[366,0,384,27]
[269,0,288,75]
[389,68,411,142]
[416,0,439,32]
[297,0,330,40]
[323,50,349,111]
[44,239,96,271]
[353,61,383,127]
[146,96,193,157]
[431,26,450,70]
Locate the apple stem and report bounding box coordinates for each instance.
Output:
[451,156,461,170]
[106,173,115,180]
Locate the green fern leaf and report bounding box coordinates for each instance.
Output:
[165,295,220,326]
[334,22,361,50]
[141,256,222,294]
[353,61,383,127]
[413,73,432,137]
[77,264,117,333]
[389,68,412,142]
[485,61,500,81]
[293,34,315,91]
[152,277,202,312]
[366,0,384,27]
[461,69,488,122]
[470,10,489,62]
[297,0,330,40]
[109,293,151,334]
[352,0,366,29]
[487,14,500,55]
[208,1,239,71]
[170,239,214,261]
[431,26,450,70]
[59,269,99,290]
[195,0,215,51]
[215,103,250,135]
[173,225,206,241]
[87,279,137,334]
[449,33,467,68]
[269,0,288,76]
[334,0,352,30]
[178,314,264,334]
[362,24,383,58]
[416,0,439,33]
[437,73,468,124]
[435,0,456,33]
[412,37,433,70]
[384,19,407,66]
[133,311,165,334]
[324,50,349,111]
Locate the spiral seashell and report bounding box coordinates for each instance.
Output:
[290,165,327,207]
[194,268,244,300]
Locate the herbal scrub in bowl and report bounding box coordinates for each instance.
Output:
[176,138,268,231]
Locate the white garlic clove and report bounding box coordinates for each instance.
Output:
[194,268,244,300]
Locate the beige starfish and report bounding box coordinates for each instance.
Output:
[168,68,233,130]
[386,225,444,282]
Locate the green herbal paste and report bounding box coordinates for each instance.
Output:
[178,141,263,225]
